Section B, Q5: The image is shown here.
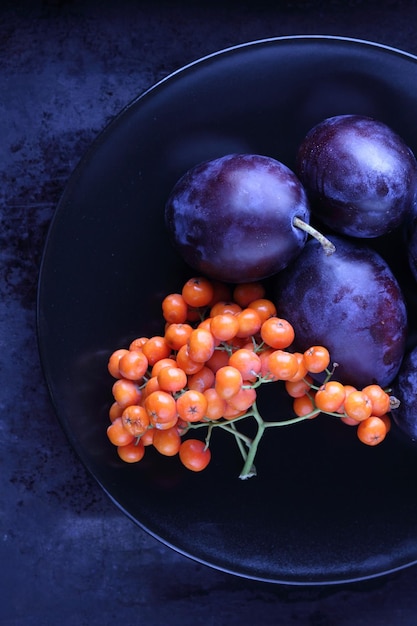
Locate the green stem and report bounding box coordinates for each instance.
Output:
[216,422,253,446]
[293,217,336,255]
[230,422,256,476]
[239,405,265,480]
[264,411,320,427]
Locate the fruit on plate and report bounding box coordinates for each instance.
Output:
[165,153,312,283]
[273,235,408,388]
[391,346,417,441]
[106,276,395,477]
[296,114,417,238]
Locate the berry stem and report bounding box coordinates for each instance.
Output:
[239,406,265,480]
[293,217,336,255]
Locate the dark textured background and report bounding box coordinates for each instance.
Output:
[3,1,417,624]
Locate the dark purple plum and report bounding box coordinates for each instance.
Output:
[408,216,417,283]
[273,235,408,388]
[296,115,417,238]
[391,346,417,442]
[165,153,310,283]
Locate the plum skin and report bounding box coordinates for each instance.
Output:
[408,216,417,282]
[165,153,310,283]
[392,346,417,441]
[296,114,417,238]
[273,235,408,389]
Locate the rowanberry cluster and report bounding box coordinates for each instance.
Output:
[106,276,394,479]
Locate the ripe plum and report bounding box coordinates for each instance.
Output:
[273,235,407,388]
[296,114,417,238]
[165,153,310,283]
[407,216,417,283]
[392,346,417,442]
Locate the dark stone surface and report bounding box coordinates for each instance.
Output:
[2,1,417,624]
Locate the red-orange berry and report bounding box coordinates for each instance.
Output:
[303,346,331,374]
[182,277,214,308]
[233,282,265,307]
[260,317,295,350]
[176,389,208,423]
[162,293,188,324]
[215,365,243,400]
[267,350,299,381]
[179,439,211,472]
[188,328,215,363]
[356,415,387,446]
[315,381,346,413]
[343,390,373,422]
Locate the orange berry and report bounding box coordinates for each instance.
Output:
[208,281,233,306]
[129,336,148,352]
[145,390,178,429]
[247,298,276,323]
[182,277,214,308]
[142,335,171,365]
[285,374,314,398]
[293,394,319,418]
[228,348,261,382]
[226,386,256,412]
[315,381,346,413]
[205,348,230,373]
[209,300,242,317]
[187,366,215,393]
[235,308,262,338]
[260,317,295,350]
[157,366,188,393]
[179,439,211,472]
[142,375,160,399]
[203,387,227,420]
[107,417,135,447]
[233,282,266,307]
[303,346,331,374]
[162,293,188,324]
[259,347,275,377]
[176,389,208,423]
[223,404,247,419]
[343,390,373,422]
[356,415,387,446]
[112,378,142,408]
[210,313,240,341]
[176,344,205,375]
[336,384,357,414]
[188,328,215,363]
[153,426,182,456]
[267,350,299,381]
[164,323,193,351]
[121,404,150,436]
[287,352,309,382]
[118,349,148,381]
[140,428,155,446]
[109,401,123,422]
[215,365,243,400]
[108,348,129,379]
[117,439,145,463]
[151,357,177,378]
[362,384,391,417]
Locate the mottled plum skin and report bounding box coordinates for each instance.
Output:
[392,346,417,441]
[296,115,417,238]
[165,154,310,283]
[273,235,407,388]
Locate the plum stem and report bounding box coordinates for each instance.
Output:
[293,217,336,255]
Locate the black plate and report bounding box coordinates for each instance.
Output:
[37,36,417,585]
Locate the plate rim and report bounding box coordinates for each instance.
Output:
[37,33,417,586]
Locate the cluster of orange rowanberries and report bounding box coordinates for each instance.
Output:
[106,276,394,478]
